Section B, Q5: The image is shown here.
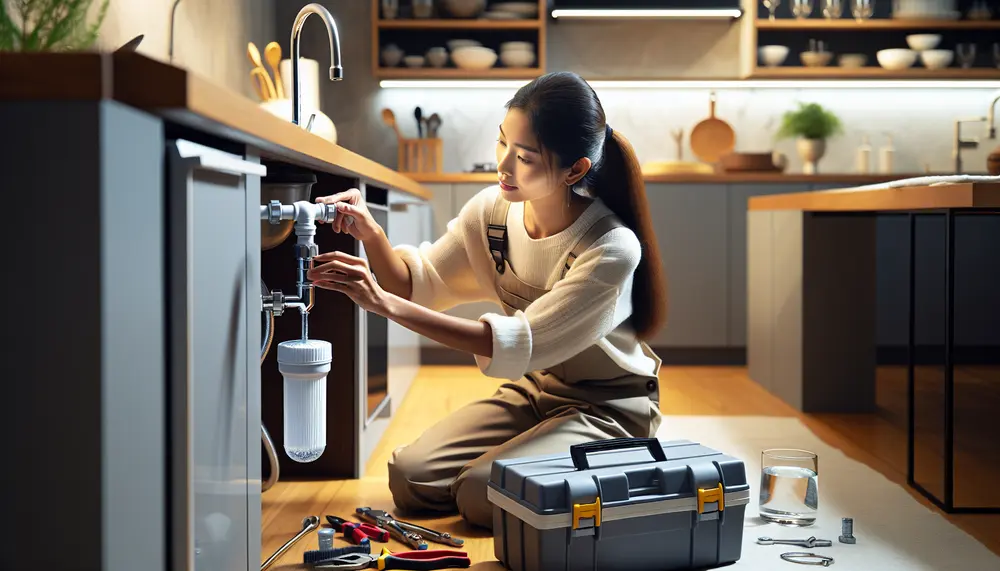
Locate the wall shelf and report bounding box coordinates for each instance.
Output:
[375,67,544,79]
[371,0,547,80]
[377,19,542,30]
[751,67,1000,79]
[755,18,1000,30]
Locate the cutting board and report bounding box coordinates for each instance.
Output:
[690,92,736,164]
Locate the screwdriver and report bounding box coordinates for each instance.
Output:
[326,515,389,545]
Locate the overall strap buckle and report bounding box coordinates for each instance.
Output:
[487,224,507,274]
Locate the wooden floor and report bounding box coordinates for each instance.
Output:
[261,365,1000,569]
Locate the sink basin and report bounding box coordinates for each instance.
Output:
[261,165,318,251]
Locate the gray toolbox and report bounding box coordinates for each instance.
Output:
[487,437,750,571]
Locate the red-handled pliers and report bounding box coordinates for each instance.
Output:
[315,547,471,570]
[327,515,390,545]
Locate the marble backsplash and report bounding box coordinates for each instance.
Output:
[372,85,999,176]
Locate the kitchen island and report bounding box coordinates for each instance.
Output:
[746,179,1000,514]
[3,51,432,571]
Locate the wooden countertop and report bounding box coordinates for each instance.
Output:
[0,52,433,201]
[748,181,1000,211]
[407,172,927,185]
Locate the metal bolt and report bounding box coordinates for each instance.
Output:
[839,517,856,544]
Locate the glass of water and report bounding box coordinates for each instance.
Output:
[759,449,819,526]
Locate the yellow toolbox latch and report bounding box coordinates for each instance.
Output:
[698,483,725,514]
[572,496,602,529]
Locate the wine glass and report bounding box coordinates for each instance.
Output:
[957,44,976,69]
[792,0,814,18]
[851,0,873,21]
[823,0,844,18]
[763,0,782,20]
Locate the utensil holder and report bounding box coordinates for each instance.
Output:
[397,137,442,173]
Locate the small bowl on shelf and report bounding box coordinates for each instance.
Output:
[381,44,404,67]
[838,53,867,68]
[451,46,498,70]
[491,2,538,17]
[404,55,426,68]
[426,47,449,68]
[877,48,917,70]
[906,34,942,52]
[800,50,833,67]
[440,0,486,18]
[920,49,954,70]
[501,41,534,53]
[447,39,481,51]
[500,49,535,68]
[758,45,789,67]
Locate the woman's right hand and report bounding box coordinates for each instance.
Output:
[315,188,383,242]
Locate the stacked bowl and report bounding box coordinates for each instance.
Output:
[500,41,536,68]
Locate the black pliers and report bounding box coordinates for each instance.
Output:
[313,546,471,570]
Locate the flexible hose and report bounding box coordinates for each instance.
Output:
[261,279,279,492]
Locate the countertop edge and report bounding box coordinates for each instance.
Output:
[406,172,931,185]
[0,52,433,201]
[747,182,1000,211]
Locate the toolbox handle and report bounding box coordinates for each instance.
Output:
[570,438,667,470]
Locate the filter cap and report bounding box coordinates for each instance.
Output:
[277,339,332,366]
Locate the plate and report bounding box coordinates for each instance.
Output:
[481,10,521,19]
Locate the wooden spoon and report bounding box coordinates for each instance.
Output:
[247,42,277,99]
[381,108,403,140]
[264,41,285,99]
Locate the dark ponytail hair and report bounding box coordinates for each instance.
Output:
[505,71,667,340]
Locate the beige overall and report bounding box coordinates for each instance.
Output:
[387,194,663,529]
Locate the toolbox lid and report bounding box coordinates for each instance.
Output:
[487,438,750,531]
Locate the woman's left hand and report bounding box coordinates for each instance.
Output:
[308,251,389,315]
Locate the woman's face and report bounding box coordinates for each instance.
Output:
[495,108,561,203]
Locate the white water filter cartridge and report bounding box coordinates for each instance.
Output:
[277,339,332,463]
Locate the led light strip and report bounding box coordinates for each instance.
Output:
[550,9,744,19]
[380,79,1000,90]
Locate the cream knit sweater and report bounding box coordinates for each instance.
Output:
[393,185,662,381]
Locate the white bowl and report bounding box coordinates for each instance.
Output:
[877,48,917,70]
[906,34,942,51]
[920,49,954,70]
[426,49,449,68]
[440,0,486,18]
[838,53,867,68]
[451,46,498,70]
[800,50,832,67]
[501,41,534,53]
[758,45,789,67]
[381,45,404,67]
[403,55,426,68]
[447,39,481,51]
[500,49,535,68]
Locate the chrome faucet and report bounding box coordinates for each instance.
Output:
[988,91,1000,140]
[290,3,343,127]
[953,117,986,174]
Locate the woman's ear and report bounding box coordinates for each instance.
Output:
[564,157,592,186]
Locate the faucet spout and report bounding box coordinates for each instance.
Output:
[290,2,343,127]
[988,91,1000,140]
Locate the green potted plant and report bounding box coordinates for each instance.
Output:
[1,0,110,52]
[775,102,843,174]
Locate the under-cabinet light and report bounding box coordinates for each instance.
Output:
[380,79,1000,90]
[550,9,743,19]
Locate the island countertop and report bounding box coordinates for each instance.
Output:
[407,172,930,185]
[748,181,1000,211]
[0,51,433,201]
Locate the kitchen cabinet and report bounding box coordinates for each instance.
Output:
[167,139,265,571]
[646,184,730,348]
[727,183,812,347]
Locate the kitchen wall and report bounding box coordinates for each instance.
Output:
[285,1,998,176]
[93,0,275,99]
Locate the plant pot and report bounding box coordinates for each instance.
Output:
[988,144,1000,176]
[796,138,826,174]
